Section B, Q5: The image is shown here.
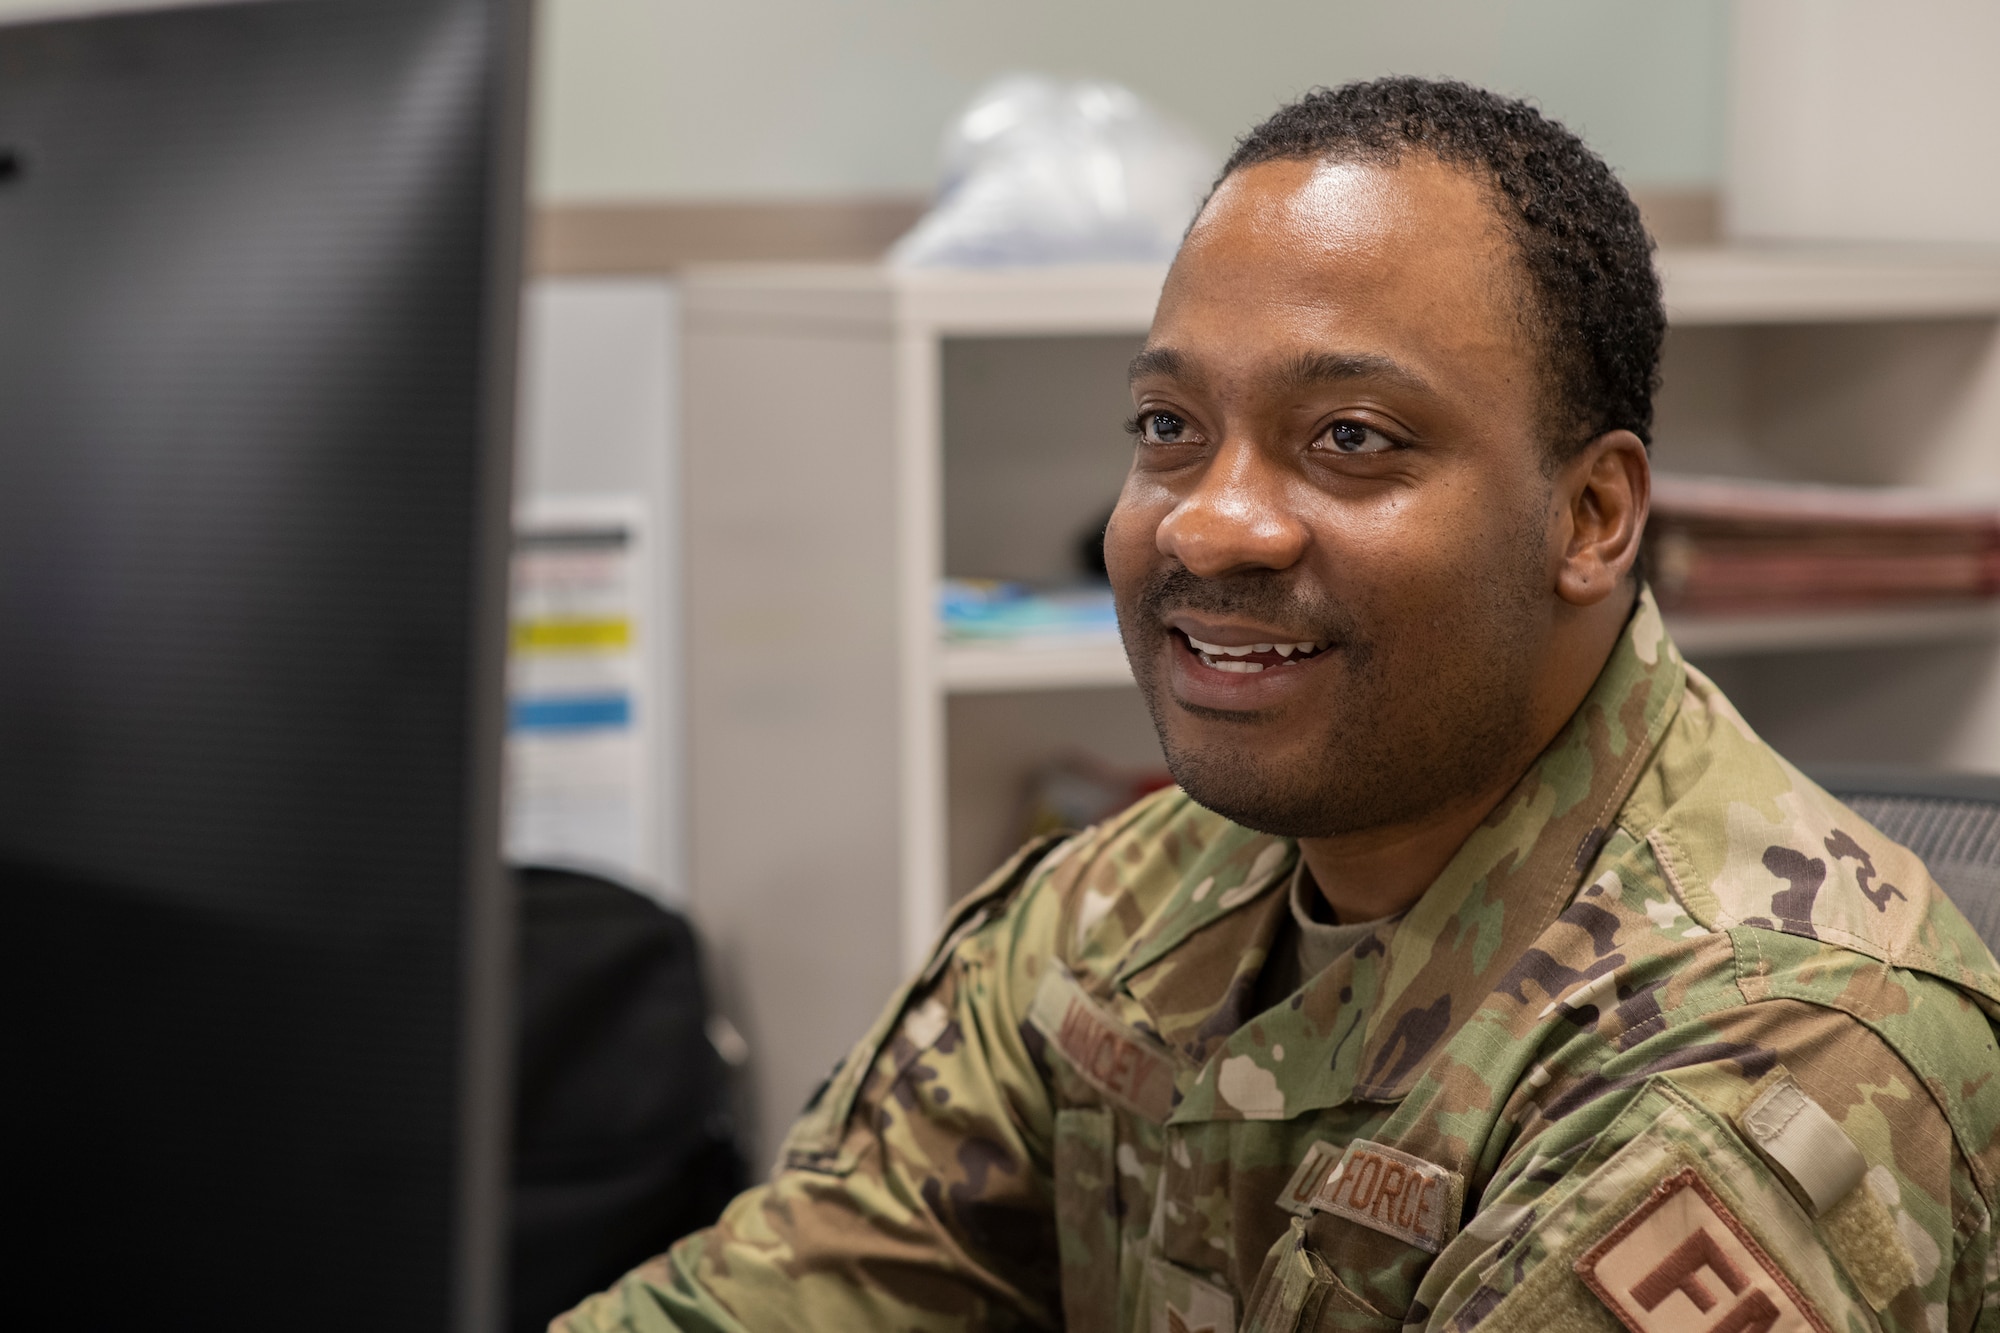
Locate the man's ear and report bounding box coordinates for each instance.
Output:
[1554,430,1650,608]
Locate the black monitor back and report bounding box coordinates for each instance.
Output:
[0,2,528,1327]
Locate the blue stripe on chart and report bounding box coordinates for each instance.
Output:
[510,693,632,732]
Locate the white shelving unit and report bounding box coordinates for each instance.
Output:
[940,601,2000,694]
[680,249,2000,1155]
[940,638,1138,692]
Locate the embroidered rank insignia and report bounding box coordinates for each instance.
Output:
[1277,1140,1341,1217]
[1028,964,1177,1122]
[1308,1139,1462,1253]
[1577,1167,1832,1333]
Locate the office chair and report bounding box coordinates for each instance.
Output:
[1808,767,2000,955]
[510,864,748,1333]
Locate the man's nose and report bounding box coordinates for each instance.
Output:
[1155,439,1310,577]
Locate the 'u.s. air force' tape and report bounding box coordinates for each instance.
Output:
[1308,1139,1463,1253]
[1276,1141,1342,1217]
[1027,964,1177,1122]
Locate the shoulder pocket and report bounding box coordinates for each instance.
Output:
[778,831,1071,1174]
[1429,1078,1883,1333]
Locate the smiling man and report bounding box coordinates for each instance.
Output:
[563,80,2000,1333]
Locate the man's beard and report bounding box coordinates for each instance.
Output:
[1119,535,1550,840]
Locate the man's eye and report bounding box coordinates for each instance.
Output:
[1140,411,1192,445]
[1319,421,1396,455]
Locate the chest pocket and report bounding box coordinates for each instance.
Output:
[1243,1135,1467,1332]
[1243,1219,1406,1333]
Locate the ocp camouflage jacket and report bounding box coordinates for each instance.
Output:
[563,592,2000,1333]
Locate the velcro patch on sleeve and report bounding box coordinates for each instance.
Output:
[1028,964,1178,1122]
[1307,1139,1462,1254]
[1576,1167,1832,1333]
[1735,1073,1867,1218]
[1817,1176,1918,1311]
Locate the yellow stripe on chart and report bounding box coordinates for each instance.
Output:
[513,617,632,651]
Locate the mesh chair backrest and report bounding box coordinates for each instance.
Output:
[1810,769,2000,956]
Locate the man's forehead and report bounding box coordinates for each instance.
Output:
[1144,157,1528,397]
[1194,157,1425,248]
[1183,155,1509,272]
[1128,344,1439,401]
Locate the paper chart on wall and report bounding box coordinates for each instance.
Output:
[504,496,653,884]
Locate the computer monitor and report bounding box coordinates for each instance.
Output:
[0,2,529,1328]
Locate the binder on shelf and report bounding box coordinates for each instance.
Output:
[1648,474,2000,615]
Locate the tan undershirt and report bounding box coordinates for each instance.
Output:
[1256,862,1391,1008]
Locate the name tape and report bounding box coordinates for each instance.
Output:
[1309,1139,1462,1253]
[1027,965,1177,1123]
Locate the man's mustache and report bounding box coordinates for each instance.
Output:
[1128,564,1361,645]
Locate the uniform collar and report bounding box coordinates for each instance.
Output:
[1151,589,1688,1122]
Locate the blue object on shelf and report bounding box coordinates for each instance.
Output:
[939,579,1119,641]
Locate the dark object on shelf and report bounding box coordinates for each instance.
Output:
[511,864,749,1333]
[1078,502,1118,579]
[1648,474,2000,614]
[1808,767,2000,952]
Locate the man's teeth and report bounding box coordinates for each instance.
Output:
[1184,634,1326,671]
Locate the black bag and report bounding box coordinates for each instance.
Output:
[509,864,747,1333]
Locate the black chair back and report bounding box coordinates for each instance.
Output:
[510,864,748,1333]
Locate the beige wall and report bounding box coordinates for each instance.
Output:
[1728,0,2000,245]
[0,0,1732,201]
[532,0,1730,201]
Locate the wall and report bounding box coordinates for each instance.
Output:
[514,280,684,899]
[1728,0,2000,245]
[0,0,1733,203]
[532,0,1730,201]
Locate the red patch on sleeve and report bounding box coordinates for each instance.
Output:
[1576,1168,1831,1333]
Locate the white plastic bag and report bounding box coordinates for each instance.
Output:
[890,74,1218,268]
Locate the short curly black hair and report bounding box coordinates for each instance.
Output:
[1216,77,1665,459]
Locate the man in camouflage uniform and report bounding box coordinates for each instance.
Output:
[562,79,2000,1333]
